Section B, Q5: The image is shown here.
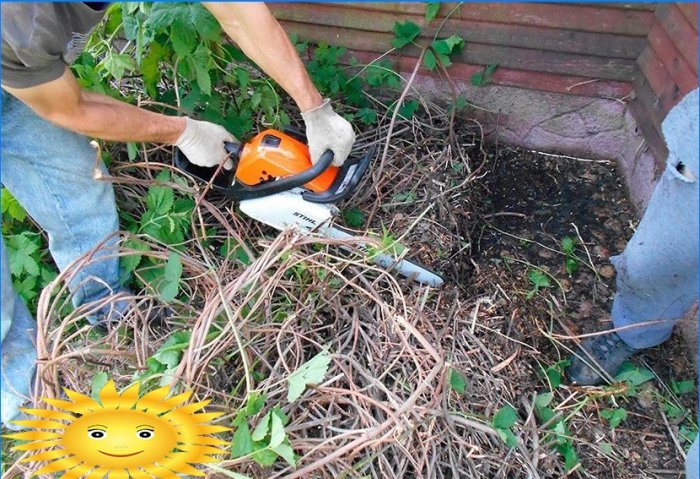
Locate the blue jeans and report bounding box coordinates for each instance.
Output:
[1,92,123,426]
[612,89,699,350]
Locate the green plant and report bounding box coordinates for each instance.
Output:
[600,407,627,429]
[230,394,296,468]
[448,367,466,394]
[1,188,59,312]
[534,392,580,472]
[367,228,408,260]
[135,330,192,386]
[287,351,331,401]
[342,207,365,229]
[561,236,579,275]
[471,64,499,87]
[541,359,571,389]
[492,405,518,448]
[526,268,551,299]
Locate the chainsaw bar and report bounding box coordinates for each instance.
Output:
[239,189,445,287]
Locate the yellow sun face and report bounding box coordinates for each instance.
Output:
[62,409,178,468]
[5,380,230,479]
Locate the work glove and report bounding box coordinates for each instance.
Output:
[175,117,236,170]
[301,99,355,167]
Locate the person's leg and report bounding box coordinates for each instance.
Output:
[610,90,699,349]
[1,91,127,426]
[568,88,699,384]
[0,91,125,311]
[688,434,699,479]
[1,236,37,427]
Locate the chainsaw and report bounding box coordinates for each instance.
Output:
[175,127,444,287]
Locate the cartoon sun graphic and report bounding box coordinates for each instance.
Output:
[5,381,230,478]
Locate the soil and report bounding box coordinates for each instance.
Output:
[468,146,697,478]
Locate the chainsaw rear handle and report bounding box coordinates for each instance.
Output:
[174,145,335,201]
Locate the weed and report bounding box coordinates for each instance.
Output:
[526,268,551,299]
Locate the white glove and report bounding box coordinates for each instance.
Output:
[175,117,236,169]
[301,99,356,167]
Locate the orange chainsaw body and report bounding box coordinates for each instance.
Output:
[235,130,338,193]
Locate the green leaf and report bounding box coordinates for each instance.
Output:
[14,276,38,302]
[231,423,254,458]
[471,63,499,87]
[535,392,553,409]
[397,99,419,119]
[251,447,278,467]
[271,442,296,467]
[425,2,440,22]
[146,183,174,215]
[164,252,183,282]
[191,48,212,97]
[1,188,26,222]
[392,21,421,49]
[561,236,575,254]
[600,408,627,429]
[562,443,579,471]
[448,367,466,394]
[147,3,221,41]
[6,233,40,277]
[356,107,377,125]
[528,269,550,290]
[245,392,267,417]
[664,402,685,419]
[342,207,365,228]
[101,53,135,80]
[614,362,655,386]
[127,142,139,161]
[287,351,332,402]
[251,411,271,442]
[236,68,250,91]
[599,442,614,456]
[492,405,517,429]
[423,49,437,71]
[565,257,578,275]
[671,379,695,395]
[496,427,518,448]
[90,372,109,402]
[121,238,150,275]
[170,20,197,58]
[269,412,286,448]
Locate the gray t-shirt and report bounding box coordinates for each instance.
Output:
[1,3,107,88]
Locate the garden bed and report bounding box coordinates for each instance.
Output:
[4,95,696,479]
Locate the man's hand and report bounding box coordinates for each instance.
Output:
[175,117,237,169]
[302,99,355,166]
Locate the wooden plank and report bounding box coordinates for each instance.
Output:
[638,46,683,113]
[633,71,666,128]
[281,21,638,81]
[348,49,633,99]
[676,2,699,30]
[629,94,668,170]
[271,3,646,59]
[314,2,655,36]
[656,4,699,73]
[647,21,698,94]
[577,3,657,11]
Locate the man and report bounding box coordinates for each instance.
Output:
[1,3,355,427]
[567,88,699,476]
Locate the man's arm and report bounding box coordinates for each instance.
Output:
[203,2,355,166]
[2,67,186,143]
[2,67,237,168]
[202,2,322,112]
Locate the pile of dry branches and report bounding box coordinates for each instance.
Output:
[7,91,670,479]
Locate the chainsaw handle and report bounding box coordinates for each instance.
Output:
[225,149,334,200]
[174,146,335,201]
